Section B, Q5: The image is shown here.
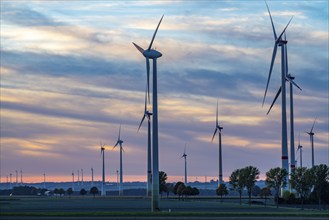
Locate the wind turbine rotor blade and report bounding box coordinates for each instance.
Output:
[147,14,164,51]
[263,43,278,106]
[137,115,146,132]
[211,128,218,143]
[310,118,316,133]
[146,58,150,103]
[144,84,147,113]
[286,76,302,91]
[184,143,187,155]
[276,16,294,42]
[265,1,277,40]
[267,86,282,115]
[113,142,119,149]
[284,33,288,75]
[118,124,121,140]
[132,42,145,54]
[216,99,219,125]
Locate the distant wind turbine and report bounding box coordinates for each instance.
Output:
[100,142,106,196]
[20,170,23,184]
[9,173,12,187]
[211,99,223,187]
[138,85,152,197]
[180,143,188,185]
[81,169,84,185]
[263,1,293,191]
[296,134,303,168]
[113,124,124,196]
[133,14,164,212]
[306,119,316,167]
[77,169,80,186]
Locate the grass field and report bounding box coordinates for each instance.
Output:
[1,196,328,219]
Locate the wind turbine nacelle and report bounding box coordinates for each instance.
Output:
[217,126,223,130]
[143,49,162,59]
[278,39,288,46]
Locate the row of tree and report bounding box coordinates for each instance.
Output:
[226,164,329,209]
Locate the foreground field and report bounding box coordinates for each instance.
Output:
[0,196,328,220]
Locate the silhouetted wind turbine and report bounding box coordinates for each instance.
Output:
[113,125,124,196]
[211,99,223,187]
[81,169,84,185]
[296,134,303,168]
[180,143,188,185]
[263,1,293,191]
[306,119,316,167]
[9,173,12,188]
[77,169,80,186]
[133,15,164,212]
[100,142,106,196]
[138,85,152,197]
[20,170,23,184]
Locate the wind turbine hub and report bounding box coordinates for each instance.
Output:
[143,49,162,59]
[278,39,287,46]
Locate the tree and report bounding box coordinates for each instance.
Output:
[159,171,168,196]
[229,169,245,205]
[242,166,260,205]
[67,187,73,198]
[260,187,272,207]
[216,184,228,202]
[252,185,261,197]
[290,167,314,210]
[165,183,174,198]
[58,188,65,197]
[80,188,87,196]
[90,186,99,198]
[174,182,184,195]
[310,164,329,210]
[177,183,186,200]
[191,187,199,196]
[265,167,288,208]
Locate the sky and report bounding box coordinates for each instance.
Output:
[1,0,328,184]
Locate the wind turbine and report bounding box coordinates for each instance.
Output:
[81,169,84,185]
[266,33,302,175]
[9,173,12,188]
[100,142,106,196]
[77,169,80,186]
[138,85,152,197]
[133,15,164,212]
[113,124,124,196]
[296,134,303,168]
[180,144,188,185]
[211,99,223,187]
[306,119,316,167]
[91,167,94,187]
[263,1,293,191]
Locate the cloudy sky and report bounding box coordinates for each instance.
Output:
[1,0,328,183]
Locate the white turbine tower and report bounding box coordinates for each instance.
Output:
[100,143,106,196]
[211,99,223,187]
[133,15,164,212]
[306,119,316,167]
[180,144,188,185]
[113,125,124,196]
[263,1,293,192]
[138,85,152,197]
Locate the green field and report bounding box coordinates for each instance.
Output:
[1,196,328,219]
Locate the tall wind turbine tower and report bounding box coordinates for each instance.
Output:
[211,99,223,187]
[138,85,152,197]
[113,125,124,196]
[100,143,106,196]
[306,119,316,167]
[133,15,164,211]
[180,144,188,185]
[77,169,80,186]
[263,1,293,191]
[20,170,23,184]
[9,173,12,188]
